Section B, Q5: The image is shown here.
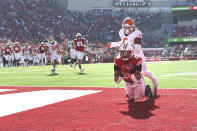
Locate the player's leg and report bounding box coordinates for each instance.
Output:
[73,51,78,69]
[77,52,84,72]
[135,78,146,99]
[6,55,10,67]
[124,82,135,102]
[39,54,44,65]
[39,54,42,65]
[141,56,157,95]
[70,51,75,67]
[43,56,46,65]
[24,55,29,66]
[15,53,20,67]
[51,54,59,74]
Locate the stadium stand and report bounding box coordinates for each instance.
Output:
[0,0,196,64]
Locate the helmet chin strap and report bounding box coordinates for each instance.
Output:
[124,27,134,35]
[125,30,130,35]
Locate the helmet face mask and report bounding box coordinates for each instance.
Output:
[123,25,134,35]
[76,33,82,40]
[122,17,135,35]
[48,36,54,43]
[120,50,132,61]
[120,42,135,61]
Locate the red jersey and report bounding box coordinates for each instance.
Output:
[4,47,12,55]
[114,55,142,82]
[115,55,142,68]
[39,45,45,54]
[13,45,21,53]
[74,38,85,52]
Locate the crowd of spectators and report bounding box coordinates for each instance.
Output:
[0,0,167,63]
[162,44,197,57]
[0,0,164,45]
[171,25,197,38]
[1,0,197,64]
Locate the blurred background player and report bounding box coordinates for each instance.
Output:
[22,43,32,66]
[13,42,21,67]
[114,42,153,103]
[33,53,39,66]
[38,42,46,65]
[73,33,86,72]
[107,17,158,96]
[68,40,76,67]
[46,36,59,74]
[4,42,12,67]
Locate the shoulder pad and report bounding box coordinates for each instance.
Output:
[116,55,121,59]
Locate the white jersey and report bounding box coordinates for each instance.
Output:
[70,45,75,52]
[119,29,143,57]
[46,41,57,54]
[23,46,31,55]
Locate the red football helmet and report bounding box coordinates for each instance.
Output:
[122,17,135,35]
[75,33,82,40]
[120,42,135,61]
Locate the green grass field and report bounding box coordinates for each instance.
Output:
[0,60,197,88]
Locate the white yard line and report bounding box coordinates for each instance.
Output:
[0,76,112,79]
[0,90,101,117]
[0,89,16,92]
[161,72,197,77]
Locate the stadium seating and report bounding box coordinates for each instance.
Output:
[171,26,197,38]
[0,0,164,47]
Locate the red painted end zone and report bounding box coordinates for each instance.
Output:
[0,86,197,131]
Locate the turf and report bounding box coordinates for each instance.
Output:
[0,60,197,88]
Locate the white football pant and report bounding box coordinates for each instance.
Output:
[124,78,145,99]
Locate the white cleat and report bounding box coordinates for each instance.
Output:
[51,69,56,74]
[73,63,76,69]
[80,68,84,72]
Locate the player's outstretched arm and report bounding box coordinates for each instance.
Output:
[107,41,122,48]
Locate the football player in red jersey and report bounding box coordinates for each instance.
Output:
[13,42,21,67]
[114,42,153,103]
[38,42,46,65]
[73,33,86,72]
[108,17,158,97]
[4,43,12,67]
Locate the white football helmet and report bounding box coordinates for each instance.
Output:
[75,33,82,39]
[122,17,135,35]
[120,42,135,61]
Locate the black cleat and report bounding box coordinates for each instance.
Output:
[127,98,134,103]
[145,85,153,98]
[126,94,134,103]
[153,88,157,98]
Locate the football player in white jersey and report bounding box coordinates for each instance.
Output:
[68,41,76,67]
[22,43,32,66]
[46,36,59,74]
[107,17,158,96]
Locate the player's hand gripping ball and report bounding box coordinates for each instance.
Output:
[121,64,134,75]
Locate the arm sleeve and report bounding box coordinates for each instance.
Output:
[109,41,122,48]
[114,65,120,71]
[114,65,123,77]
[135,64,142,72]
